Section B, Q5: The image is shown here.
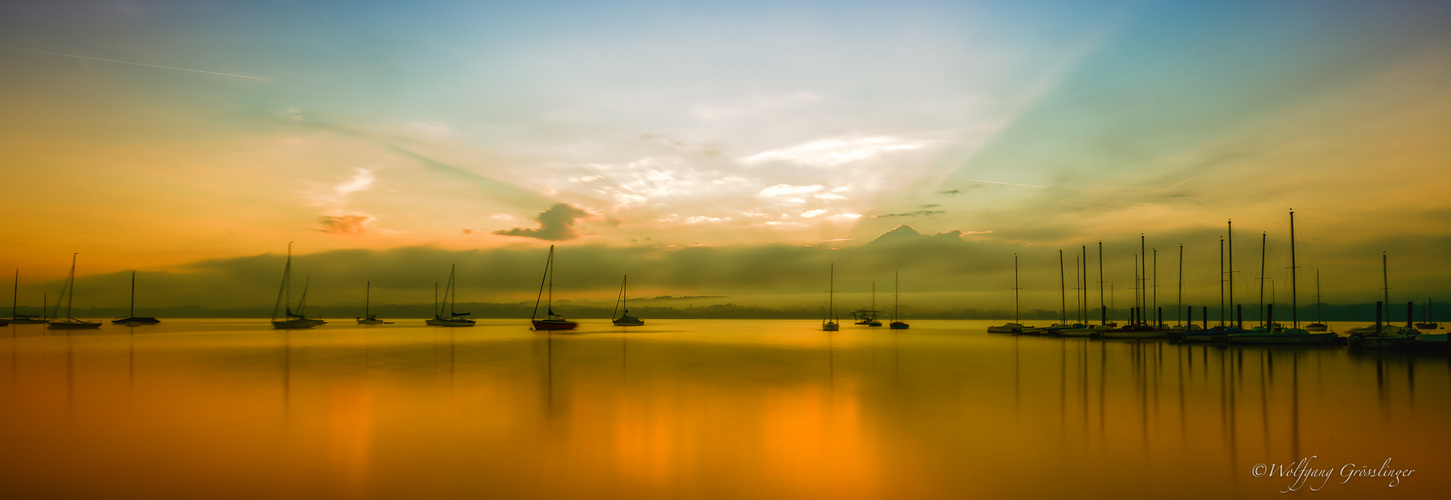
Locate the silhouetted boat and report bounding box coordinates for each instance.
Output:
[1304,270,1328,331]
[271,244,317,330]
[4,269,47,324]
[47,253,101,330]
[427,264,475,327]
[822,263,839,331]
[112,271,160,325]
[889,271,908,330]
[1347,253,1416,347]
[852,282,882,326]
[988,254,1030,334]
[1414,298,1438,330]
[611,275,644,327]
[357,281,390,324]
[531,245,577,331]
[1224,210,1336,345]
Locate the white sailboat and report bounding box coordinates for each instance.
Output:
[427,264,475,327]
[47,253,101,330]
[271,243,316,330]
[612,275,644,327]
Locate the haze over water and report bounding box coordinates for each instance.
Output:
[2,320,1446,499]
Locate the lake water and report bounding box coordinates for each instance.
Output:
[1,319,1447,499]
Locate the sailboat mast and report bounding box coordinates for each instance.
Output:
[450,263,457,316]
[1097,242,1105,325]
[1081,245,1087,324]
[366,281,371,316]
[1259,232,1266,327]
[548,246,555,313]
[1228,220,1234,322]
[894,271,901,322]
[286,243,292,313]
[13,269,18,319]
[829,263,834,320]
[1152,247,1157,326]
[1074,253,1082,324]
[66,253,77,320]
[1219,237,1225,326]
[1133,254,1140,325]
[1139,234,1146,323]
[1059,249,1066,325]
[1381,252,1389,322]
[1013,254,1019,324]
[1177,245,1183,326]
[1290,209,1298,328]
[130,271,137,317]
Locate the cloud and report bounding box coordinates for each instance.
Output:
[494,203,591,241]
[874,210,947,218]
[741,137,924,167]
[318,213,374,235]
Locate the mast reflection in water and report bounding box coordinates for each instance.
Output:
[0,319,1447,498]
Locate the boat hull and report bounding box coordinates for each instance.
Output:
[357,319,385,325]
[1097,329,1169,340]
[426,318,475,327]
[987,323,1024,334]
[112,316,160,325]
[1227,332,1339,344]
[533,319,578,331]
[822,322,839,332]
[48,320,101,330]
[612,317,644,327]
[889,322,909,330]
[271,319,316,330]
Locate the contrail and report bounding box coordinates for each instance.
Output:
[1163,173,1202,191]
[963,178,1046,188]
[3,48,269,81]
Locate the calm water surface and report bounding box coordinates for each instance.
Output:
[1,319,1447,499]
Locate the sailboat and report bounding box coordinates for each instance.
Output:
[889,271,909,330]
[427,264,475,327]
[1227,210,1338,344]
[988,254,1028,333]
[823,263,839,331]
[611,275,644,326]
[531,245,577,331]
[853,282,883,327]
[1303,270,1328,331]
[1414,298,1438,330]
[47,253,101,330]
[271,243,317,330]
[5,269,47,324]
[356,281,390,324]
[1347,252,1417,348]
[112,271,161,325]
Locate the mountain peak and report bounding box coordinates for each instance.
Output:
[871,224,922,243]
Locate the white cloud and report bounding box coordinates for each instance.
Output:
[741,137,924,167]
[758,184,824,197]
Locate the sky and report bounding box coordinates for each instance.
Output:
[1,0,1449,316]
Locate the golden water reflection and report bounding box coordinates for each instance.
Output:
[1,320,1447,498]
